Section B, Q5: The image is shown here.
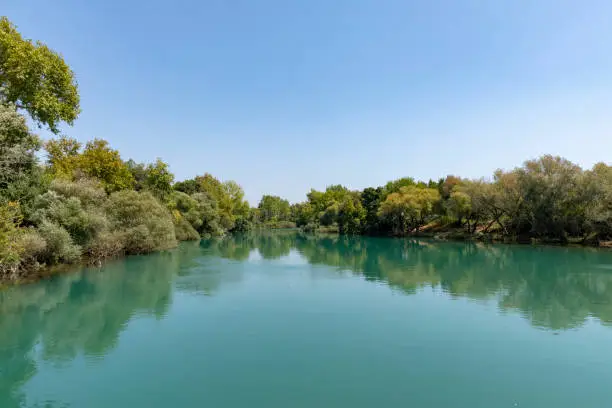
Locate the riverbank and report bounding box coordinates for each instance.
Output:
[305,221,612,248]
[4,228,612,288]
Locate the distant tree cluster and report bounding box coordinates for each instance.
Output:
[288,156,612,245]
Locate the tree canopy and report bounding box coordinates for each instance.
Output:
[0,17,80,133]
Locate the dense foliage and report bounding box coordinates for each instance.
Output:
[290,156,612,245]
[0,17,80,133]
[254,195,295,229]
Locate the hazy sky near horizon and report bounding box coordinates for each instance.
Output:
[5,0,612,204]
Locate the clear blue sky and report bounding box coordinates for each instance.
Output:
[5,0,612,204]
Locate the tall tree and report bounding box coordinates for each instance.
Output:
[379,186,440,234]
[361,187,383,234]
[258,195,291,223]
[0,17,80,133]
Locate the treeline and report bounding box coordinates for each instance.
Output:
[1,93,294,281]
[0,106,259,280]
[288,157,612,245]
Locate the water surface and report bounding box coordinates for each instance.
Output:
[2,233,612,407]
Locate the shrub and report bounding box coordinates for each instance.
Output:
[32,191,109,247]
[170,191,197,213]
[173,214,200,241]
[122,225,156,254]
[168,192,204,238]
[85,230,125,262]
[106,191,177,254]
[19,228,47,262]
[231,217,252,233]
[49,178,107,207]
[191,193,224,237]
[37,221,81,264]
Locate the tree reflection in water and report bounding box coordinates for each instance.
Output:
[2,233,612,406]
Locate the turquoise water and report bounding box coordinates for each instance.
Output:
[2,233,612,407]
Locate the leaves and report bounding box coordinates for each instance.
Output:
[45,137,134,193]
[0,17,80,133]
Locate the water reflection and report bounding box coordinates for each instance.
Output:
[0,242,202,408]
[209,232,612,331]
[2,232,612,406]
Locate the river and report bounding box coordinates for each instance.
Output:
[2,232,612,407]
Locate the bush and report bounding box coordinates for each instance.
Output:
[172,212,200,241]
[106,191,177,254]
[122,225,156,254]
[49,178,106,207]
[19,228,47,262]
[190,193,224,237]
[86,230,125,262]
[37,221,81,264]
[231,217,252,233]
[32,191,109,247]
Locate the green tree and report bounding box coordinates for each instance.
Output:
[126,159,147,189]
[383,177,416,196]
[170,174,249,234]
[127,158,174,201]
[0,17,80,133]
[173,178,199,195]
[258,195,291,223]
[337,193,365,234]
[46,138,135,193]
[191,192,224,237]
[516,155,587,240]
[379,186,440,234]
[585,163,612,240]
[44,136,81,178]
[0,105,45,216]
[143,159,174,201]
[291,202,314,227]
[223,180,250,221]
[361,187,383,234]
[454,180,490,233]
[447,191,471,226]
[79,139,134,192]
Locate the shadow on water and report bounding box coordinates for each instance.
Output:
[2,232,612,406]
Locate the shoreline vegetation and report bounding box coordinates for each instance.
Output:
[1,16,611,284]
